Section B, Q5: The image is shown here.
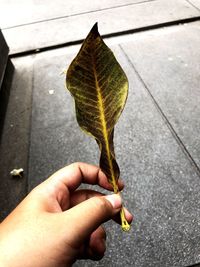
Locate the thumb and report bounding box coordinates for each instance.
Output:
[63,194,122,245]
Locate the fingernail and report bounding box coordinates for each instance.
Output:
[118,178,125,189]
[124,208,134,223]
[105,194,122,209]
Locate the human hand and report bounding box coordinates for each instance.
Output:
[0,162,132,267]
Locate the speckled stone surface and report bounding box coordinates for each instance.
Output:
[121,21,200,170]
[28,30,200,266]
[0,57,33,221]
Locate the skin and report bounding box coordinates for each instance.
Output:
[0,162,133,267]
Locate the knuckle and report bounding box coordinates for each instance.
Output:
[70,162,79,169]
[92,196,111,213]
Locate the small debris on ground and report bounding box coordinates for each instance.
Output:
[48,89,55,95]
[10,168,24,178]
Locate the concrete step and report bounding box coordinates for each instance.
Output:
[0,56,32,221]
[2,0,200,55]
[0,0,146,29]
[0,29,9,90]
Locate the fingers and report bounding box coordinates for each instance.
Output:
[49,162,124,192]
[78,226,106,261]
[69,189,102,207]
[69,189,133,225]
[62,194,122,247]
[89,226,106,259]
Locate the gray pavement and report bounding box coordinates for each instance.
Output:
[1,1,200,266]
[1,0,200,54]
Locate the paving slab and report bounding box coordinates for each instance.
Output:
[2,0,200,54]
[28,49,99,189]
[0,30,9,89]
[0,0,149,29]
[0,57,33,221]
[28,43,200,266]
[121,21,200,171]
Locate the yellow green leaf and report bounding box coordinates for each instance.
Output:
[66,23,130,231]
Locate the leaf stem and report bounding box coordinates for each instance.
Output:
[117,190,131,231]
[120,206,131,232]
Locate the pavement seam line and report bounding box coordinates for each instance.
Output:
[9,16,200,58]
[119,44,200,178]
[26,60,35,193]
[2,0,156,30]
[186,0,200,13]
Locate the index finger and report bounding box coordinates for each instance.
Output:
[49,162,124,192]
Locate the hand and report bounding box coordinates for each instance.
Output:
[0,162,132,267]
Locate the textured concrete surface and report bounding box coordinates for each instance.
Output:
[27,40,200,266]
[0,57,33,221]
[2,0,200,54]
[0,0,146,28]
[121,21,200,170]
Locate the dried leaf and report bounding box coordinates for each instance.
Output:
[66,23,130,231]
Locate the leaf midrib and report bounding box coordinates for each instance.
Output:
[93,61,118,192]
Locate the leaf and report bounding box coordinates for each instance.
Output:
[66,23,130,231]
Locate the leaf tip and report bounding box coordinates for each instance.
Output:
[89,22,99,38]
[91,22,98,32]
